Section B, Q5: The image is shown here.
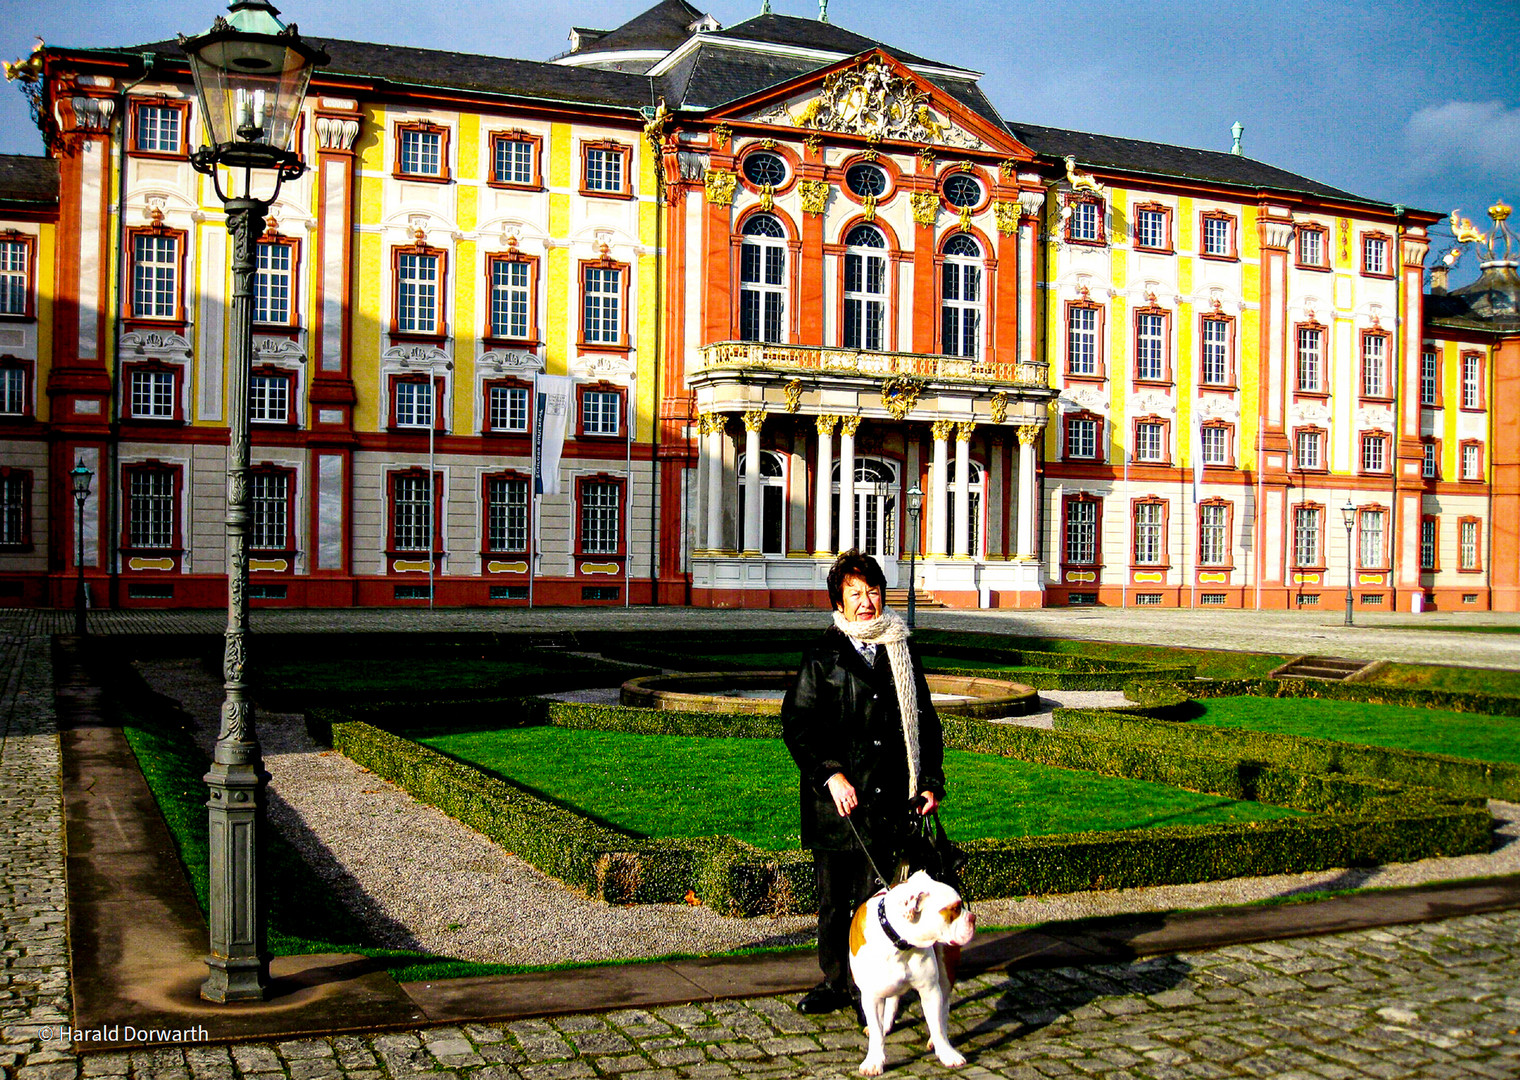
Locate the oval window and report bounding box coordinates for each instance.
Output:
[944,173,983,208]
[845,163,887,198]
[742,152,788,187]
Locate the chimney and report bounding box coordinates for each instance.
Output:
[1429,265,1449,295]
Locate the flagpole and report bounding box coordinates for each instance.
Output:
[624,372,634,608]
[530,372,539,610]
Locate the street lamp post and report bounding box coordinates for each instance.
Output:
[70,461,92,636]
[1341,498,1356,628]
[180,0,326,1003]
[906,486,923,629]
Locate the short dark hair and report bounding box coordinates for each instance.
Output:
[827,549,886,610]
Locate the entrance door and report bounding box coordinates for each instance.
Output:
[833,458,899,586]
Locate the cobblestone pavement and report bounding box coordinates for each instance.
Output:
[3,604,1519,668]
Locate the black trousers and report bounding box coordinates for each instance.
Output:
[813,844,895,991]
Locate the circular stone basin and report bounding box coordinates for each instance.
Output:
[620,671,1038,719]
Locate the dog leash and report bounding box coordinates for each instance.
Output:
[845,813,892,891]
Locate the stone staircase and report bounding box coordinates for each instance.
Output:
[885,587,944,610]
[1269,655,1382,681]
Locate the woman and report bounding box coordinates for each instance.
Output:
[781,549,946,1016]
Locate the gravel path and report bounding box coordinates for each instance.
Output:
[135,659,1520,966]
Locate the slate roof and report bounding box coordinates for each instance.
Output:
[659,44,821,111]
[570,0,707,57]
[0,155,58,209]
[1004,120,1383,206]
[1427,265,1520,332]
[709,14,955,72]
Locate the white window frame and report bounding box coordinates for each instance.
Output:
[136,104,181,154]
[487,475,530,553]
[128,469,176,549]
[1201,425,1229,466]
[1362,334,1387,398]
[490,260,531,340]
[1363,236,1388,275]
[740,215,787,344]
[493,138,534,185]
[400,128,443,177]
[584,148,624,193]
[1296,327,1323,392]
[1135,421,1165,463]
[580,480,621,554]
[1462,354,1483,409]
[1420,518,1437,570]
[0,239,29,316]
[249,372,290,424]
[1135,312,1165,381]
[396,252,439,335]
[1133,501,1165,565]
[1361,434,1387,473]
[940,236,983,360]
[132,234,179,319]
[254,240,293,324]
[1201,319,1230,385]
[0,367,25,416]
[1358,509,1385,568]
[1069,200,1100,242]
[129,369,176,419]
[1462,443,1482,480]
[1422,442,1438,479]
[1065,500,1097,564]
[1293,506,1321,566]
[582,266,623,345]
[1067,306,1097,376]
[1135,208,1167,249]
[843,226,887,352]
[1420,349,1439,405]
[394,380,434,429]
[1460,520,1479,570]
[1202,216,1232,256]
[1200,503,1228,565]
[1068,417,1098,460]
[1296,430,1322,471]
[582,390,622,437]
[488,384,530,433]
[250,471,289,550]
[392,473,433,552]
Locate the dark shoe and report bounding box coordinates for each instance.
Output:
[797,983,851,1015]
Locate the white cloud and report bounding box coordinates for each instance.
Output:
[1403,100,1520,180]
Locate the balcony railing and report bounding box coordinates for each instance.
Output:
[695,341,1049,388]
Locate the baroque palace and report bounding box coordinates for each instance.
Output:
[1,0,1516,611]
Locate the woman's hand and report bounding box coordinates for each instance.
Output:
[917,791,938,815]
[826,773,858,817]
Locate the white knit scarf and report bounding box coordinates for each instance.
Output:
[831,607,920,799]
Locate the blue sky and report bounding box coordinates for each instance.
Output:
[3,0,1515,282]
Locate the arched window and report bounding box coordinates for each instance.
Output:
[944,459,985,558]
[740,215,787,343]
[832,457,898,565]
[737,449,786,554]
[843,225,887,351]
[941,234,982,359]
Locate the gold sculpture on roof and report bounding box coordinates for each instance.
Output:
[1062,155,1104,196]
[756,58,980,148]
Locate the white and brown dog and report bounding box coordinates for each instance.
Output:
[848,870,976,1075]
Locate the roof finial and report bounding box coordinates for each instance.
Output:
[1230,120,1244,156]
[819,0,829,22]
[760,0,770,12]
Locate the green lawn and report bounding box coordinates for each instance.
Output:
[259,656,581,695]
[1366,663,1520,698]
[419,727,1301,850]
[1195,696,1520,764]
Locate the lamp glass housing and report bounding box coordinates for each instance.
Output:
[906,486,923,515]
[1341,500,1356,531]
[70,461,93,499]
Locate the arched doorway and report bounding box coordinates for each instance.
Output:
[832,457,899,584]
[736,450,786,555]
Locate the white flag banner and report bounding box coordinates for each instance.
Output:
[533,374,572,496]
[1190,414,1205,503]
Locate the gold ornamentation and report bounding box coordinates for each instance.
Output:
[783,379,803,413]
[804,132,823,155]
[839,414,862,436]
[999,159,1017,180]
[958,205,973,233]
[705,168,737,206]
[956,421,975,442]
[930,418,956,441]
[958,159,975,173]
[815,413,840,435]
[758,182,775,213]
[1489,199,1510,222]
[642,98,671,147]
[1450,210,1487,244]
[862,193,878,222]
[861,147,879,162]
[990,391,1008,424]
[742,408,766,432]
[994,200,1018,235]
[799,179,830,215]
[762,58,970,145]
[711,123,732,148]
[1016,424,1040,446]
[911,191,938,226]
[1339,218,1350,259]
[880,376,923,420]
[1062,155,1104,196]
[760,137,777,150]
[917,147,936,170]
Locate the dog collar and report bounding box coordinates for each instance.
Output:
[876,896,914,951]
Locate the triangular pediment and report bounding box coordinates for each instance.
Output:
[713,50,1033,160]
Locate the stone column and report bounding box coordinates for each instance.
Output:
[1016,424,1040,560]
[814,414,837,555]
[741,410,765,555]
[930,419,954,556]
[953,422,974,557]
[837,416,861,552]
[705,414,725,554]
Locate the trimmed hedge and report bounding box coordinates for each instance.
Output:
[1165,677,1520,718]
[1057,703,1520,802]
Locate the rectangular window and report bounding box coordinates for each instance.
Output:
[0,367,25,416]
[1065,500,1097,564]
[1201,426,1229,466]
[1296,327,1323,392]
[741,237,787,344]
[582,390,622,437]
[135,104,181,154]
[0,473,27,547]
[1460,520,1480,570]
[251,471,289,550]
[1420,517,1437,571]
[1297,227,1324,267]
[1361,434,1387,473]
[392,473,433,552]
[1069,200,1100,242]
[254,241,293,324]
[0,239,29,316]
[394,380,434,429]
[129,369,176,419]
[1067,306,1097,375]
[1363,236,1388,275]
[1295,430,1323,471]
[493,138,534,185]
[488,384,530,432]
[1462,443,1482,480]
[1135,421,1165,462]
[1420,349,1439,406]
[584,148,624,193]
[1422,441,1438,479]
[1201,318,1230,385]
[396,252,439,334]
[1134,207,1167,249]
[489,260,532,340]
[843,249,886,351]
[249,373,290,424]
[1067,417,1098,460]
[1361,334,1387,398]
[400,128,442,176]
[486,475,530,553]
[1135,312,1166,381]
[132,234,179,319]
[128,469,176,549]
[580,480,621,554]
[940,259,982,359]
[1202,215,1233,257]
[1133,502,1164,565]
[1200,503,1228,565]
[583,266,623,345]
[1461,354,1483,409]
[1358,509,1385,568]
[1293,506,1321,566]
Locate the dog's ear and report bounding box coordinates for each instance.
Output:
[904,890,929,923]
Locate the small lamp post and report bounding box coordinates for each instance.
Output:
[905,486,923,629]
[180,0,326,1003]
[1341,498,1356,627]
[70,461,92,636]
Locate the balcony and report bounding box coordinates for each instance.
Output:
[694,342,1049,389]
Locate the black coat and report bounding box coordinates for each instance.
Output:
[780,625,946,852]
